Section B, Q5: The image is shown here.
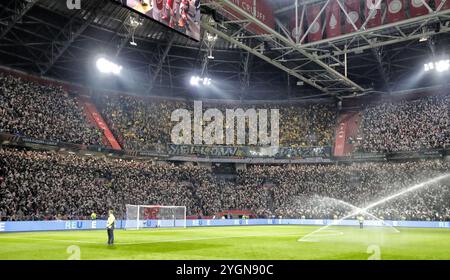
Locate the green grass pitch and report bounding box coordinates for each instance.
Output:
[0,226,449,260]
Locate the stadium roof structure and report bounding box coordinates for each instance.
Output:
[0,0,450,100]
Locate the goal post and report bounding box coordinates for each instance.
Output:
[124,205,186,230]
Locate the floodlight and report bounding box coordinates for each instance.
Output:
[203,78,212,86]
[424,60,449,73]
[190,76,212,87]
[206,33,218,42]
[96,57,122,75]
[190,76,200,86]
[96,58,110,73]
[435,60,450,72]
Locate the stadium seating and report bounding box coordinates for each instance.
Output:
[4,71,450,155]
[356,96,450,153]
[1,72,450,223]
[96,94,337,150]
[1,147,449,222]
[0,74,103,146]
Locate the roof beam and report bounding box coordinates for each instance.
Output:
[148,34,176,93]
[0,0,38,41]
[39,0,107,75]
[371,48,391,93]
[299,8,450,49]
[239,51,251,99]
[274,0,325,14]
[311,24,450,62]
[209,0,364,93]
[201,21,328,93]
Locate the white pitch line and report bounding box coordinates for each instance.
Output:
[0,232,304,246]
[0,237,101,244]
[299,230,344,243]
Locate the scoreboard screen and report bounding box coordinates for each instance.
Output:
[122,0,201,41]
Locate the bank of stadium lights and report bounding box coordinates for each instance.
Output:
[190,76,212,86]
[190,76,200,86]
[129,16,143,28]
[96,57,122,75]
[436,60,450,72]
[203,78,212,86]
[206,32,218,43]
[424,62,435,72]
[424,60,450,73]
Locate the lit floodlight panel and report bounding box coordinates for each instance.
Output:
[436,60,450,73]
[194,76,200,85]
[424,62,434,72]
[96,58,122,75]
[190,76,200,86]
[122,0,201,41]
[96,58,110,73]
[424,60,449,73]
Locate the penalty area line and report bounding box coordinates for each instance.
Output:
[297,230,345,242]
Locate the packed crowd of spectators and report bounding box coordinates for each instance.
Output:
[97,94,336,150]
[1,147,449,221]
[10,69,450,155]
[0,148,212,221]
[0,74,102,146]
[357,96,450,153]
[1,73,450,222]
[243,162,450,221]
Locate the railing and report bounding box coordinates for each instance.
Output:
[2,132,450,163]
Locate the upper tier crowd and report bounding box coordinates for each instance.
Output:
[97,93,450,154]
[2,71,450,154]
[0,74,102,146]
[1,147,449,222]
[357,96,450,153]
[96,95,336,150]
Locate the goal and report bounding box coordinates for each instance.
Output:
[124,205,186,230]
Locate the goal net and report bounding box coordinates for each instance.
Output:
[124,205,186,230]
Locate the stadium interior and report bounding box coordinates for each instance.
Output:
[0,0,450,260]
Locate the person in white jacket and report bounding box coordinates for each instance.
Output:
[106,210,116,245]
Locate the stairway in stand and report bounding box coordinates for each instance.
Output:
[334,111,361,157]
[79,95,122,150]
